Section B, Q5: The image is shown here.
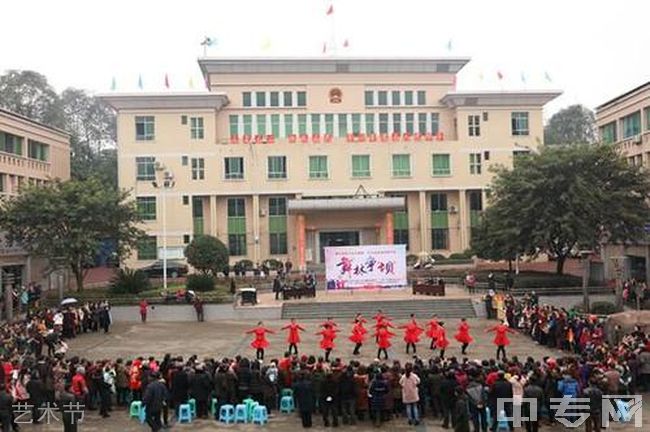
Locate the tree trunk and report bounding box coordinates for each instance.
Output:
[556,255,566,275]
[508,259,513,273]
[71,263,84,292]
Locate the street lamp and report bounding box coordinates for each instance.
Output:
[579,250,594,313]
[152,166,175,290]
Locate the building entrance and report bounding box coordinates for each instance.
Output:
[319,231,360,263]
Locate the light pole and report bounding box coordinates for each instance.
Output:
[579,250,593,313]
[152,166,175,290]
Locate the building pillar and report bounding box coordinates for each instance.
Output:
[458,189,468,251]
[209,195,217,237]
[418,191,427,253]
[297,214,306,272]
[252,194,260,263]
[385,212,394,244]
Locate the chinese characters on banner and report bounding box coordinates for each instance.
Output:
[325,245,407,290]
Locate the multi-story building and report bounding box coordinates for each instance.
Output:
[0,108,71,285]
[103,57,560,270]
[596,81,650,281]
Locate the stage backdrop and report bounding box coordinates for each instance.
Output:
[324,244,407,290]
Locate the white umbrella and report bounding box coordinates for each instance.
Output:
[60,298,78,306]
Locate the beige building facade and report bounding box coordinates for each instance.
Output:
[0,108,71,285]
[596,81,650,281]
[103,57,559,270]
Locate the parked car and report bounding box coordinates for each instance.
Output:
[140,260,188,278]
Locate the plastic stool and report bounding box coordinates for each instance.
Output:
[243,397,258,421]
[188,398,197,417]
[138,406,147,424]
[616,399,632,422]
[252,405,269,425]
[496,410,509,432]
[210,398,218,417]
[234,404,249,423]
[281,388,293,399]
[178,404,192,423]
[280,395,295,413]
[219,404,235,424]
[129,401,143,419]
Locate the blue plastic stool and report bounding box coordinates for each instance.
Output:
[242,397,257,420]
[235,404,249,423]
[178,404,192,423]
[252,405,269,425]
[129,401,143,419]
[496,410,509,432]
[616,399,632,422]
[219,404,235,424]
[138,406,147,424]
[210,398,218,417]
[280,395,295,413]
[188,398,197,417]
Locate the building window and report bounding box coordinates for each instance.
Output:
[365,113,375,134]
[243,92,252,107]
[297,91,307,107]
[391,91,401,106]
[431,113,440,134]
[309,156,328,179]
[136,197,156,221]
[181,156,188,166]
[256,114,267,135]
[404,91,414,106]
[27,139,49,161]
[271,114,280,137]
[645,107,650,131]
[418,113,427,134]
[365,90,374,106]
[255,91,266,107]
[392,154,411,177]
[268,156,287,179]
[0,132,23,155]
[378,91,388,106]
[269,197,287,255]
[417,90,426,105]
[137,236,157,260]
[621,111,641,139]
[298,114,308,135]
[225,157,244,180]
[432,154,451,176]
[284,114,294,136]
[135,116,155,141]
[181,115,187,125]
[351,114,361,134]
[227,198,246,256]
[270,91,279,107]
[283,91,293,107]
[311,114,321,134]
[325,114,334,135]
[135,156,156,181]
[469,153,482,175]
[192,197,204,235]
[191,158,205,180]
[469,191,483,240]
[511,112,530,136]
[393,207,409,250]
[468,115,480,137]
[338,114,348,137]
[183,235,191,244]
[405,113,414,134]
[431,193,448,250]
[190,117,204,139]
[182,195,189,205]
[243,115,253,135]
[392,113,402,134]
[229,115,239,137]
[351,155,371,178]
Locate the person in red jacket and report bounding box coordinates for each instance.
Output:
[139,299,148,323]
[454,318,473,355]
[436,322,450,359]
[316,324,339,362]
[349,316,368,356]
[426,314,440,350]
[399,313,424,355]
[486,320,517,360]
[281,318,305,355]
[71,366,89,400]
[246,321,275,360]
[374,323,396,360]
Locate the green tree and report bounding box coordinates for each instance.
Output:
[485,144,650,274]
[0,178,144,291]
[0,70,64,128]
[544,104,597,145]
[471,206,522,272]
[184,235,229,275]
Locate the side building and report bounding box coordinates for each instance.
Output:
[0,108,71,285]
[102,57,560,270]
[596,81,650,282]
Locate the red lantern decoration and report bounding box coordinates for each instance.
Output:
[312,133,321,143]
[229,135,239,144]
[368,133,377,142]
[424,133,433,141]
[380,133,389,142]
[403,132,412,141]
[242,134,252,144]
[436,131,445,141]
[358,133,366,142]
[288,134,297,143]
[324,133,333,143]
[300,134,309,143]
[346,133,355,142]
[391,132,400,142]
[267,134,275,144]
[414,133,422,141]
[254,134,263,144]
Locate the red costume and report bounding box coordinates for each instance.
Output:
[282,322,305,345]
[487,324,515,346]
[436,327,450,349]
[375,326,396,349]
[247,326,274,349]
[400,320,424,344]
[317,327,338,350]
[426,318,440,339]
[349,321,367,344]
[454,321,473,344]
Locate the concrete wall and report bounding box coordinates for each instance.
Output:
[109,304,282,322]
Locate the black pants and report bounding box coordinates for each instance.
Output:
[196,399,208,418]
[430,338,437,349]
[300,410,313,428]
[146,409,162,432]
[461,343,469,355]
[353,343,362,355]
[496,345,506,360]
[441,402,453,428]
[439,349,446,359]
[470,405,488,432]
[0,413,11,432]
[322,401,339,426]
[377,348,388,360]
[430,394,442,418]
[524,419,539,432]
[406,342,416,354]
[289,343,298,355]
[99,389,110,416]
[324,348,332,362]
[256,348,264,360]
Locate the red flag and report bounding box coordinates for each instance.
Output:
[326,4,334,15]
[497,71,504,80]
[322,42,327,54]
[164,74,170,89]
[343,39,349,48]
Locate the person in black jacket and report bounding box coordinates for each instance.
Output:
[26,370,45,424]
[189,365,212,419]
[293,372,315,428]
[0,387,13,432]
[522,377,544,432]
[236,358,253,401]
[170,364,189,417]
[489,372,513,432]
[57,384,79,432]
[440,371,458,428]
[368,372,389,427]
[339,366,357,425]
[320,372,340,427]
[143,372,168,432]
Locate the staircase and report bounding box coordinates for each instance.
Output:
[282,298,476,320]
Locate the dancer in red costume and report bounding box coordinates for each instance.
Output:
[486,320,517,360]
[316,323,339,362]
[373,310,394,343]
[320,316,338,328]
[454,317,473,355]
[246,321,275,360]
[436,322,450,359]
[426,314,440,350]
[281,318,305,355]
[399,313,424,355]
[349,315,368,356]
[374,323,396,360]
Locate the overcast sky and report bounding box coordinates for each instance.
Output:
[1,0,648,117]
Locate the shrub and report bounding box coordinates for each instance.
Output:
[184,235,229,275]
[406,254,419,266]
[186,273,216,292]
[590,301,617,315]
[234,259,254,272]
[110,268,151,294]
[449,249,474,260]
[262,258,283,271]
[431,253,447,262]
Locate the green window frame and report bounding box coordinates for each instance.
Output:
[391,91,401,106]
[405,113,414,134]
[27,139,48,161]
[267,156,287,179]
[242,92,252,107]
[404,91,414,106]
[271,114,280,137]
[392,113,401,134]
[192,196,204,235]
[418,113,427,134]
[229,115,239,137]
[431,113,440,134]
[392,154,411,177]
[283,91,293,107]
[365,90,374,106]
[351,114,361,134]
[394,209,409,249]
[225,157,244,180]
[298,114,308,135]
[309,156,328,179]
[325,114,334,135]
[256,114,267,135]
[243,115,253,135]
[511,112,530,136]
[469,153,482,175]
[191,157,205,180]
[270,91,280,107]
[621,111,641,138]
[351,154,371,178]
[417,90,426,105]
[365,114,375,134]
[379,114,389,134]
[190,117,204,139]
[284,114,294,136]
[338,114,348,137]
[137,236,157,260]
[431,193,449,249]
[269,197,288,255]
[378,91,388,106]
[432,154,451,176]
[645,107,650,131]
[600,122,617,144]
[135,116,155,141]
[0,132,23,155]
[136,196,156,220]
[297,91,307,107]
[135,156,155,181]
[255,91,266,107]
[311,114,321,134]
[468,115,480,137]
[227,198,246,256]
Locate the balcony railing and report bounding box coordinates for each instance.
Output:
[0,151,51,173]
